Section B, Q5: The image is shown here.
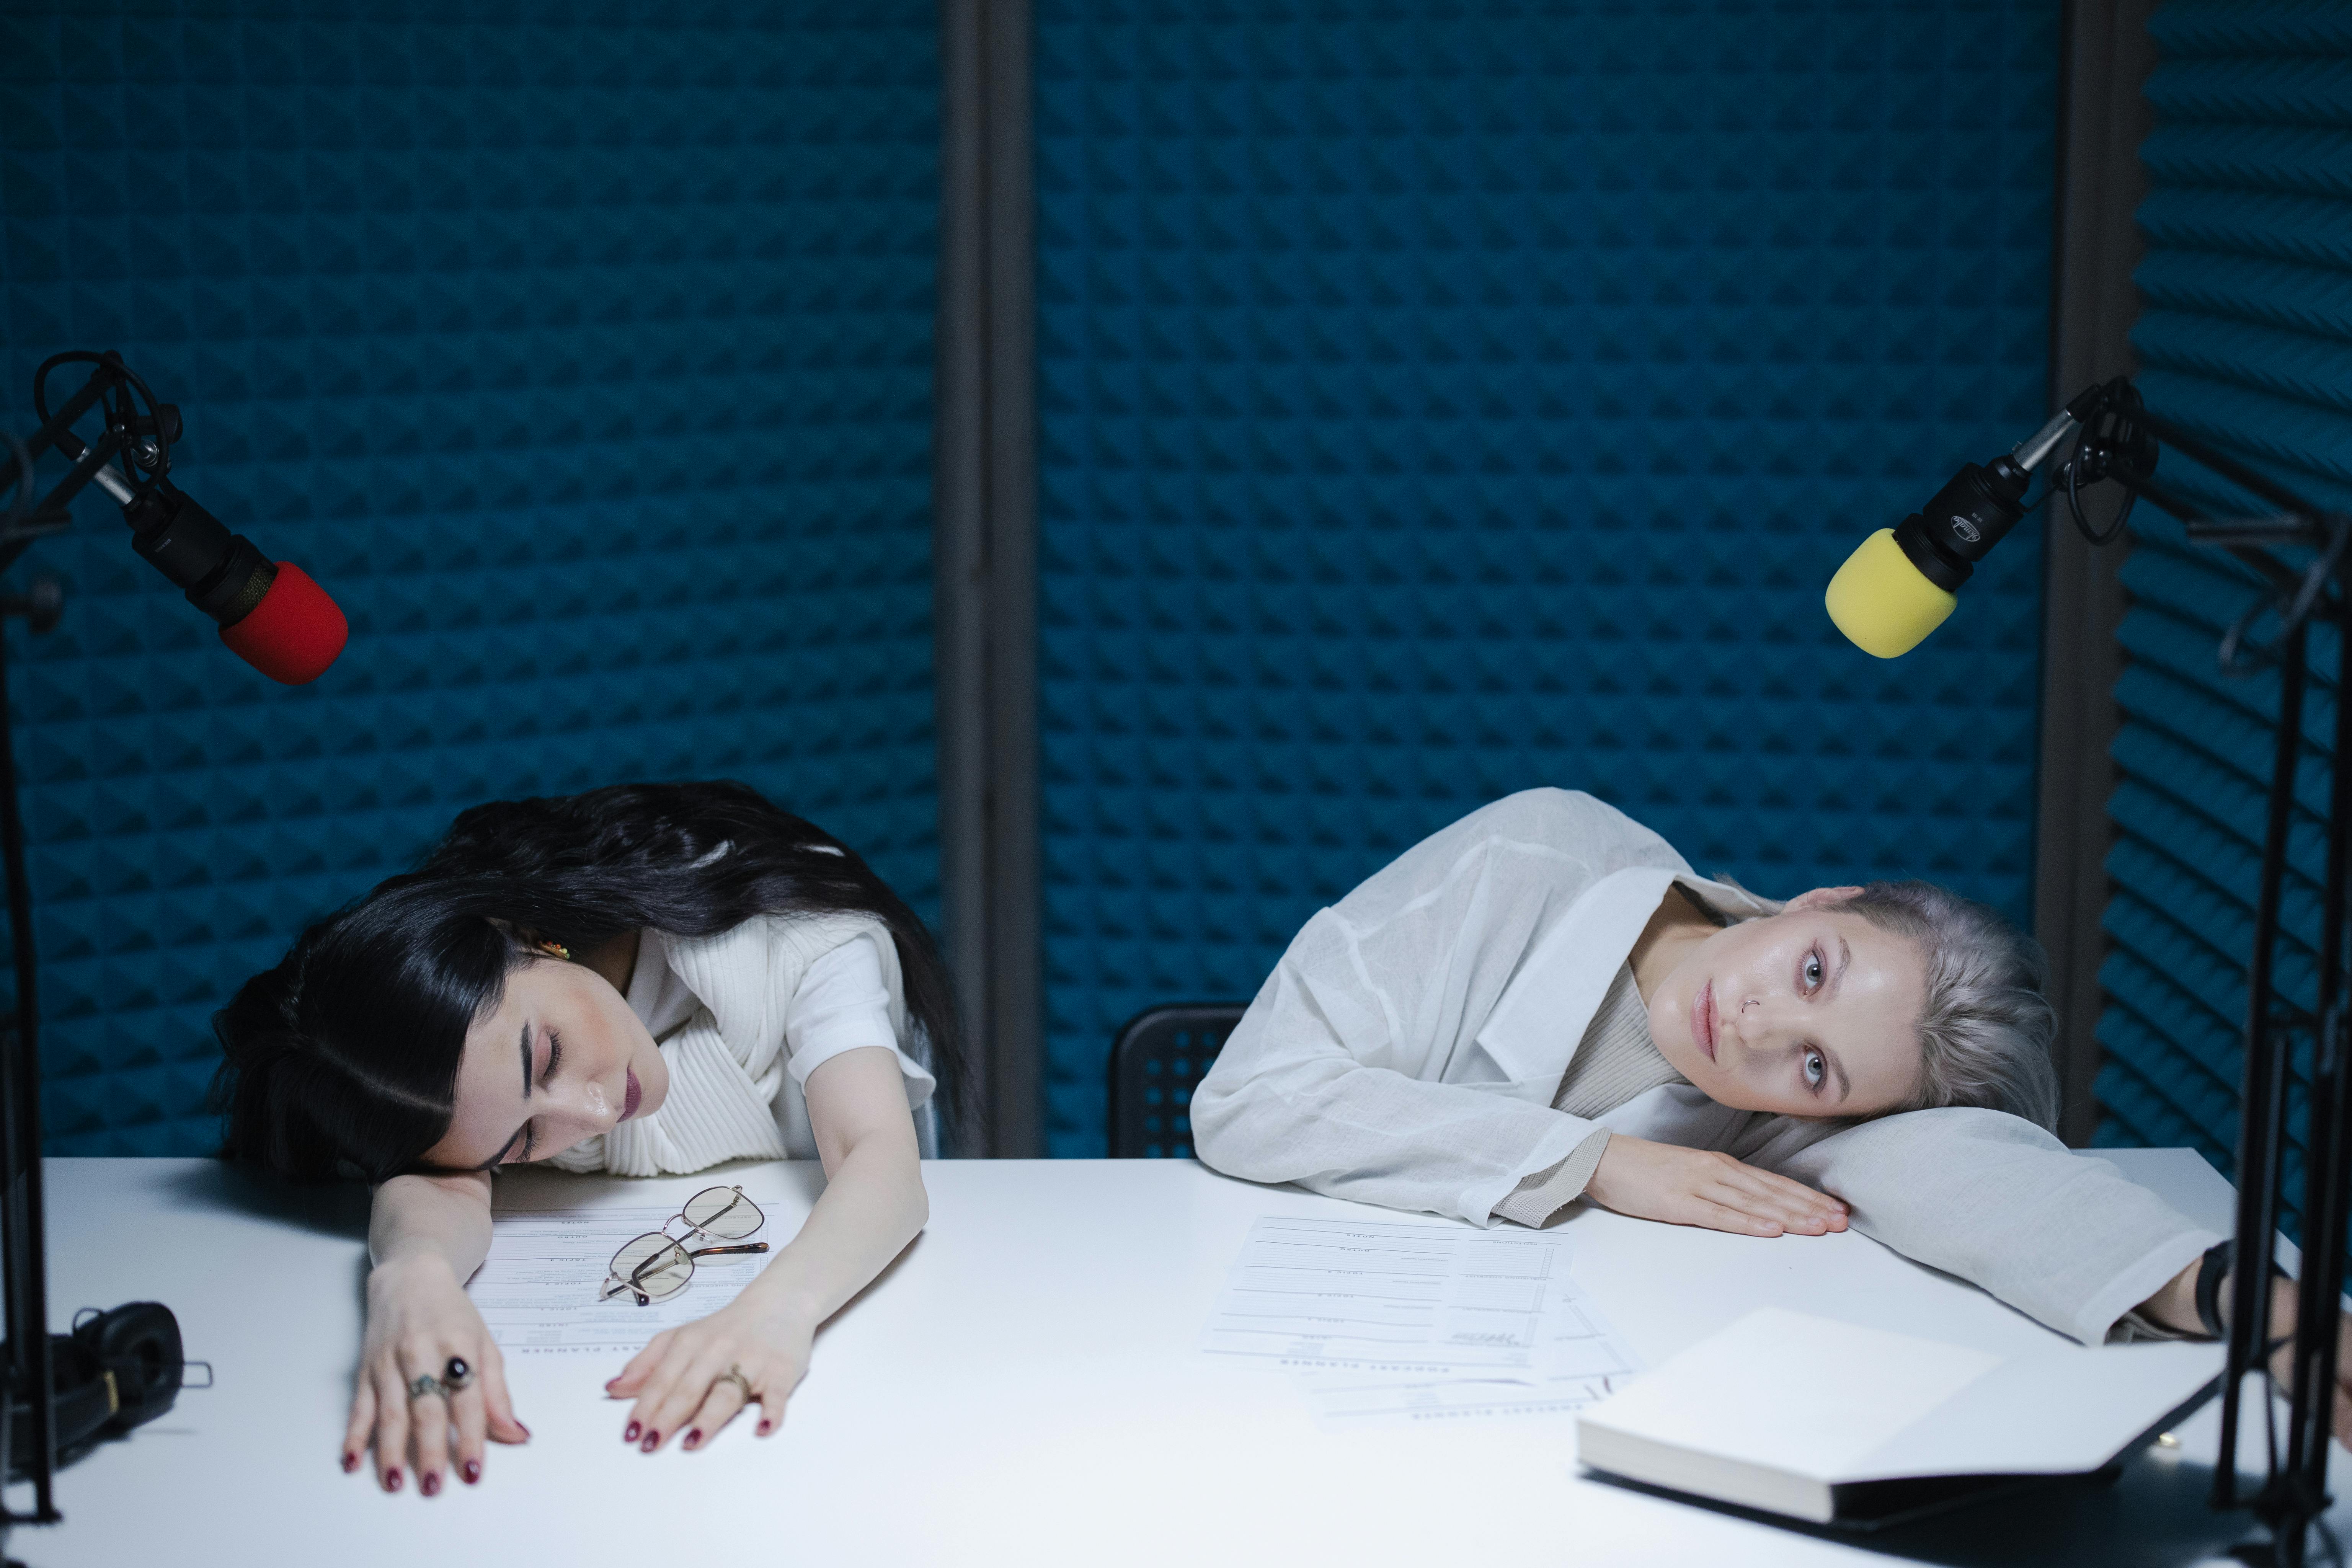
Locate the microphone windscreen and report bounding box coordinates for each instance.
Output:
[1825,529,1957,659]
[219,562,348,684]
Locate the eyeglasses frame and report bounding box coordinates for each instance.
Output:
[598,1186,771,1306]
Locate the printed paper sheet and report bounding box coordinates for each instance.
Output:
[468,1203,772,1356]
[1203,1214,1639,1427]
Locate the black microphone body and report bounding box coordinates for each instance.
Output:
[121,478,279,630]
[1888,455,2033,595]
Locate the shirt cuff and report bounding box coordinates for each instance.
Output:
[2109,1306,2203,1344]
[1491,1126,1612,1229]
[2072,1227,2225,1346]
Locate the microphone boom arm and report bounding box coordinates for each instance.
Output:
[3,352,292,647]
[1993,377,2352,1564]
[2020,376,2337,640]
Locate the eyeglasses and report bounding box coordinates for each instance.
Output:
[599,1186,770,1306]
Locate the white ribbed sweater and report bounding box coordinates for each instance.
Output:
[1490,961,1686,1227]
[544,912,934,1178]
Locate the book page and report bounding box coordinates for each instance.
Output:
[1579,1308,2004,1480]
[1857,1339,2223,1479]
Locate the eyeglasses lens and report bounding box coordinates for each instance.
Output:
[683,1187,762,1241]
[610,1233,694,1301]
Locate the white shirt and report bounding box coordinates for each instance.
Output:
[1191,788,2221,1344]
[547,914,937,1176]
[622,926,905,1088]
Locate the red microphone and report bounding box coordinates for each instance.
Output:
[217,562,348,684]
[123,478,349,684]
[13,352,349,684]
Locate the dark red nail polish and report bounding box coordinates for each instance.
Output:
[641,1431,659,1452]
[386,1468,404,1492]
[462,1460,481,1485]
[341,1452,359,1473]
[757,1421,773,1436]
[422,1471,441,1497]
[684,1428,702,1448]
[624,1421,641,1442]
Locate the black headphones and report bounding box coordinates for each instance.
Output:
[7,1301,200,1475]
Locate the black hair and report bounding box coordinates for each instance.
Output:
[209,780,964,1181]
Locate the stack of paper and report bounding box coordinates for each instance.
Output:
[1201,1214,1638,1428]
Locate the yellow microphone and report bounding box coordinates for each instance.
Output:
[1825,529,1958,659]
[1825,411,2081,658]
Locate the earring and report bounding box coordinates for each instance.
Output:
[536,940,571,962]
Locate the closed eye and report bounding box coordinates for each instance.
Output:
[519,1028,565,1162]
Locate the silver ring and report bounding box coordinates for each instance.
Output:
[407,1373,447,1402]
[713,1364,754,1402]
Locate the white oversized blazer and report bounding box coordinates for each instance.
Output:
[1191,788,2219,1345]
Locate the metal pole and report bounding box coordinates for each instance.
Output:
[2282,613,2352,1557]
[934,0,1041,1156]
[0,611,56,1524]
[2217,619,2309,1511]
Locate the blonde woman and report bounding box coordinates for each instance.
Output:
[1195,788,2341,1428]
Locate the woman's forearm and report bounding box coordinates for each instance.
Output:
[735,1137,927,1330]
[2136,1260,2202,1334]
[603,1051,928,1450]
[369,1172,496,1282]
[1753,1110,2221,1344]
[351,1169,520,1491]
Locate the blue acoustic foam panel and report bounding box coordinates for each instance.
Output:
[1034,2,2060,1155]
[2092,1,2352,1227]
[0,3,941,1155]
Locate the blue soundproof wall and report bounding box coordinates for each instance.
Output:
[2093,2,2352,1228]
[1035,2,2060,1155]
[0,4,942,1155]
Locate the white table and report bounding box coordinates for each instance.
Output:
[15,1150,2329,1566]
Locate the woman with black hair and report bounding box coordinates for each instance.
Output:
[211,781,962,1498]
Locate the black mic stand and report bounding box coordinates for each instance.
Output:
[0,352,266,1553]
[2129,438,2351,1568]
[1955,379,2351,1565]
[0,352,275,1549]
[0,351,181,1544]
[0,437,72,1545]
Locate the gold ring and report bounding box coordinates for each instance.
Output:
[713,1364,754,1402]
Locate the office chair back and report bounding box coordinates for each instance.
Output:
[1106,1003,1247,1158]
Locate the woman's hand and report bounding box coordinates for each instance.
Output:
[349,1254,528,1495]
[605,1295,816,1452]
[2139,1262,2352,1445]
[1586,1135,1851,1237]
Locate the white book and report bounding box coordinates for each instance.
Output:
[1575,1308,2223,1527]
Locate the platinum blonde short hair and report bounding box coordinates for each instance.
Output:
[1828,881,2060,1131]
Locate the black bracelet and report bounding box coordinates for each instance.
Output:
[2195,1238,2232,1339]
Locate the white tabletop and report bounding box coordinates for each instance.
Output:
[16,1149,2330,1566]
